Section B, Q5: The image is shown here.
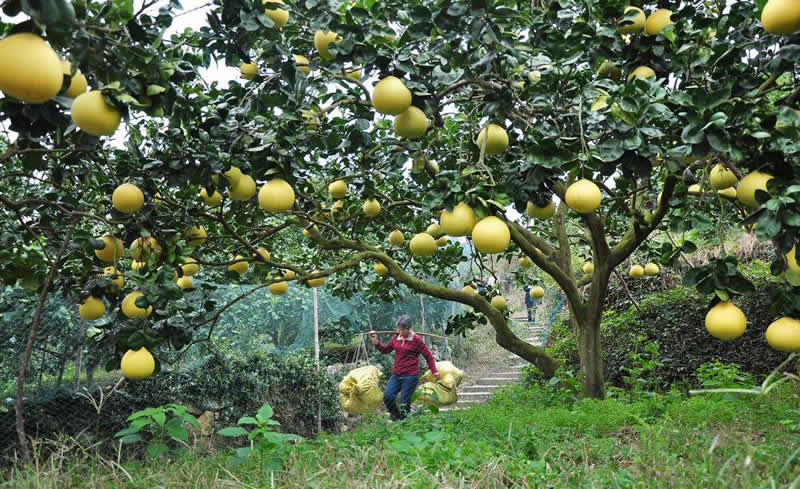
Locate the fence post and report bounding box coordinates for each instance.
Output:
[313,287,321,435]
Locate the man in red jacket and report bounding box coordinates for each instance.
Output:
[369,314,439,421]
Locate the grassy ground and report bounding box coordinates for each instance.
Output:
[4,377,799,489]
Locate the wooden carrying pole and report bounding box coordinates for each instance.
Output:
[360,331,447,340]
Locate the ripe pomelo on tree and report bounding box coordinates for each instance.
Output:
[345,67,361,81]
[95,235,124,262]
[240,62,258,79]
[181,257,200,276]
[269,280,289,295]
[462,285,476,296]
[200,188,222,207]
[229,174,256,201]
[122,291,153,318]
[282,269,296,280]
[565,179,602,213]
[688,184,702,194]
[526,200,555,219]
[263,0,289,28]
[435,236,448,247]
[112,183,144,214]
[471,216,510,254]
[440,202,477,237]
[374,262,388,275]
[185,225,207,246]
[761,0,800,35]
[362,199,381,217]
[306,273,325,287]
[519,256,533,268]
[786,247,800,274]
[425,223,442,237]
[583,262,594,274]
[259,178,296,211]
[329,180,347,198]
[253,247,270,265]
[765,317,800,352]
[131,260,146,272]
[644,263,660,275]
[130,237,161,261]
[529,286,545,299]
[61,60,88,98]
[627,66,656,81]
[295,55,310,74]
[409,233,436,257]
[394,106,428,139]
[475,124,509,155]
[645,8,674,35]
[176,276,193,289]
[0,33,63,104]
[705,301,746,340]
[71,90,122,136]
[79,296,105,320]
[737,170,773,208]
[102,266,124,288]
[709,164,737,190]
[228,255,249,275]
[121,347,155,380]
[388,230,404,245]
[302,225,318,237]
[629,264,645,278]
[314,31,340,60]
[223,166,243,187]
[372,76,412,115]
[491,295,507,310]
[617,6,646,34]
[718,187,737,199]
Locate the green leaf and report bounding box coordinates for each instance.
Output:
[236,446,253,458]
[217,427,249,437]
[256,403,274,421]
[146,442,169,458]
[167,424,188,443]
[715,289,729,302]
[237,416,258,425]
[118,434,143,444]
[152,411,166,426]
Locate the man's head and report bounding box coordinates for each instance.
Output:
[396,314,412,335]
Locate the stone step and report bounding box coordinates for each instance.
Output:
[457,392,493,401]
[438,399,481,412]
[475,377,516,385]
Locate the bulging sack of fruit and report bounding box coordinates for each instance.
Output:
[338,365,384,414]
[416,361,464,406]
[419,361,464,389]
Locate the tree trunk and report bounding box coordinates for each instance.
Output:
[73,320,87,391]
[576,314,605,398]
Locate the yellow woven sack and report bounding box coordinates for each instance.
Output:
[339,365,384,414]
[415,381,457,406]
[419,361,464,389]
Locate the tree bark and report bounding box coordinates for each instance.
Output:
[575,315,605,398]
[15,218,76,463]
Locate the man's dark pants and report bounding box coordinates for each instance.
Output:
[384,374,419,420]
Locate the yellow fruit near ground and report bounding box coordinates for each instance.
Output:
[224,166,243,187]
[519,256,533,268]
[462,285,476,296]
[79,296,105,320]
[102,266,124,288]
[112,183,144,214]
[314,31,340,60]
[185,225,207,247]
[130,237,161,261]
[306,274,325,287]
[259,178,296,212]
[705,302,746,340]
[0,33,63,104]
[475,124,509,155]
[228,255,249,275]
[374,262,388,276]
[263,0,289,28]
[529,286,545,299]
[617,6,646,34]
[439,202,477,237]
[629,264,645,278]
[491,295,507,310]
[761,0,800,35]
[583,262,594,275]
[176,276,194,289]
[95,235,124,262]
[644,263,660,275]
[737,171,774,208]
[329,180,347,198]
[388,230,404,245]
[241,62,258,79]
[200,188,223,207]
[181,257,200,276]
[229,174,256,201]
[627,66,656,81]
[269,280,289,295]
[61,61,88,98]
[426,223,442,237]
[718,187,737,199]
[410,233,436,257]
[122,291,153,318]
[121,347,155,380]
[645,8,674,35]
[565,179,602,213]
[282,269,296,280]
[709,164,737,190]
[765,317,800,352]
[71,91,122,136]
[394,106,428,139]
[254,247,270,265]
[295,55,310,74]
[526,201,555,219]
[363,199,381,217]
[471,217,510,254]
[372,76,412,115]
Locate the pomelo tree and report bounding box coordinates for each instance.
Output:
[2,0,800,460]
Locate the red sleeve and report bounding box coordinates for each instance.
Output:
[417,337,438,375]
[375,337,394,353]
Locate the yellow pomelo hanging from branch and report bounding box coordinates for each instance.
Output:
[565,179,602,214]
[72,91,122,136]
[121,347,155,380]
[259,178,296,211]
[705,302,746,340]
[0,33,63,104]
[372,76,412,115]
[471,217,510,254]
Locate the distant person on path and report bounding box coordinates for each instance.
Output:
[369,314,438,421]
[524,285,535,322]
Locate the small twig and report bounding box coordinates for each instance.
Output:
[613,269,641,312]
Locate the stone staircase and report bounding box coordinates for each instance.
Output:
[439,324,547,412]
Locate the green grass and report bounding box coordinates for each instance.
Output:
[3,383,799,489]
